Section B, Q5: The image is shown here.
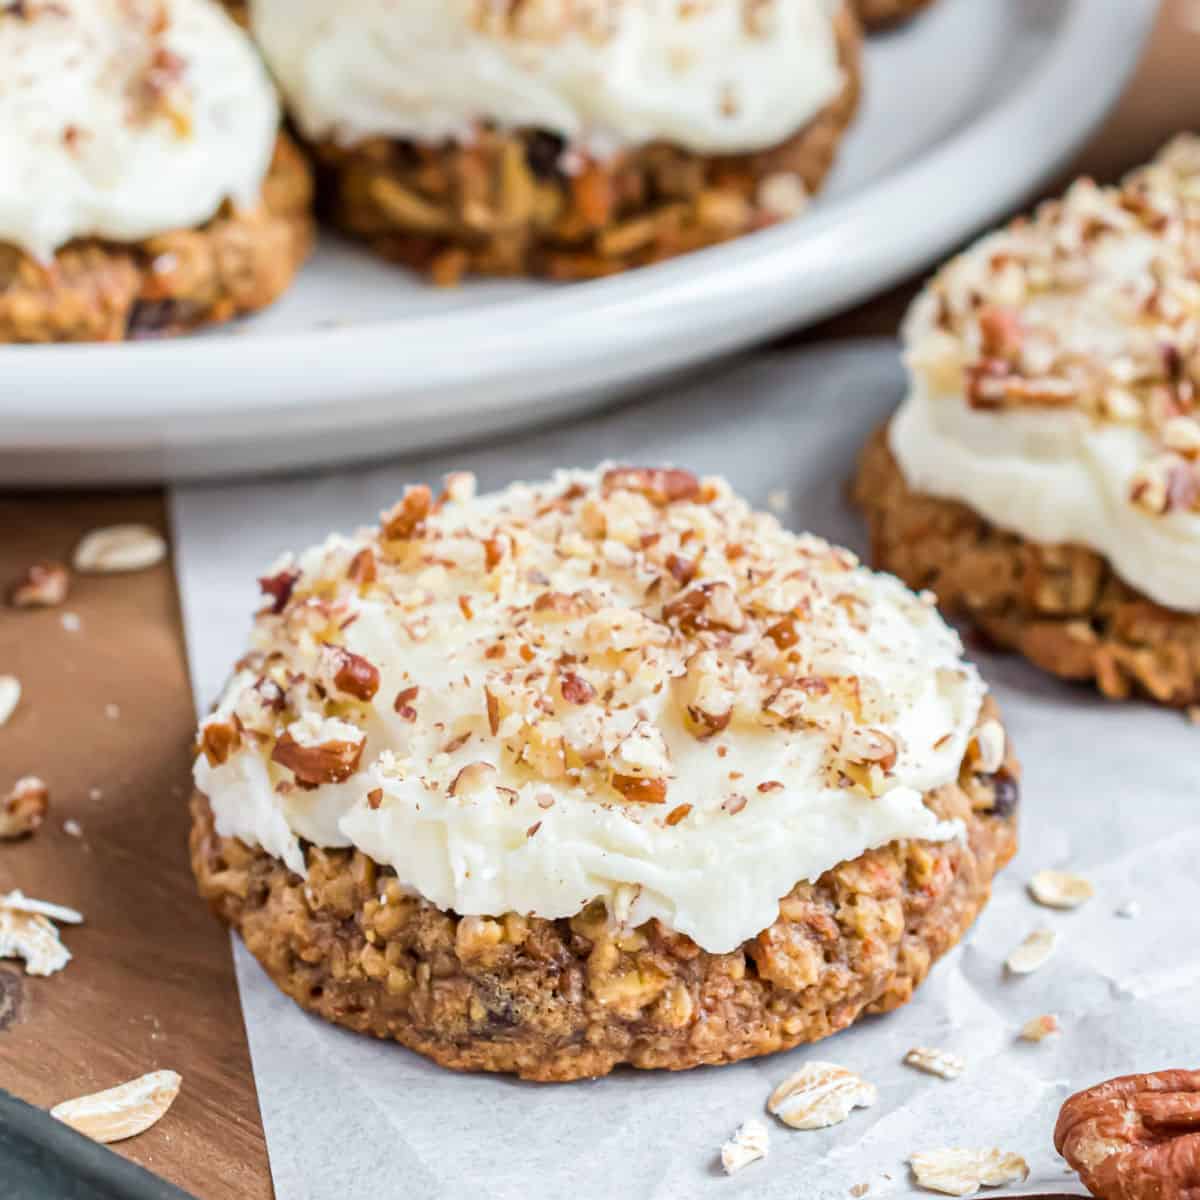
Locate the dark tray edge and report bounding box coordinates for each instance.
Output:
[0,1088,198,1200]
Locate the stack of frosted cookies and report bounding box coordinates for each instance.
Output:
[855,137,1200,707]
[239,0,862,281]
[190,466,1017,1080]
[0,0,312,343]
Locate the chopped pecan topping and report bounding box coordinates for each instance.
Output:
[325,647,380,702]
[976,304,1023,361]
[347,548,377,584]
[199,719,241,767]
[381,486,432,540]
[271,730,364,786]
[601,467,700,506]
[611,774,667,804]
[558,672,595,705]
[258,568,299,614]
[662,581,744,634]
[394,686,419,721]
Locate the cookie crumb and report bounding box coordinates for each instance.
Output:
[904,1047,965,1080]
[721,1117,769,1175]
[1018,1014,1061,1042]
[60,611,81,633]
[63,819,83,838]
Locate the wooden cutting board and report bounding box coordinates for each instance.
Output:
[0,493,268,1200]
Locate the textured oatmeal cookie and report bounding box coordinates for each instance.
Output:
[305,3,860,282]
[854,427,1200,707]
[0,135,313,343]
[190,699,1016,1082]
[188,464,1017,1081]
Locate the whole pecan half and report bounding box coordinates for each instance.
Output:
[1055,1069,1200,1200]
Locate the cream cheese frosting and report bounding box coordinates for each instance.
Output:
[0,0,280,260]
[891,136,1200,613]
[249,0,845,157]
[194,467,988,955]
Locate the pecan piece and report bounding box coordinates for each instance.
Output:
[0,776,49,840]
[271,730,364,786]
[976,304,1024,360]
[611,774,667,805]
[559,671,595,705]
[662,581,745,635]
[1055,1070,1200,1200]
[8,560,69,608]
[601,467,700,506]
[199,718,241,767]
[381,486,433,540]
[347,548,377,585]
[258,568,299,614]
[325,647,380,701]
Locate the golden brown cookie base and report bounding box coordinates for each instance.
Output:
[854,427,1200,707]
[0,134,314,344]
[190,702,1016,1082]
[853,0,935,29]
[313,3,860,283]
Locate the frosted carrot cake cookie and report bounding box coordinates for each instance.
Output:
[190,466,1018,1080]
[0,0,312,342]
[855,137,1200,706]
[239,0,861,282]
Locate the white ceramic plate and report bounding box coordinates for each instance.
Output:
[0,0,1157,485]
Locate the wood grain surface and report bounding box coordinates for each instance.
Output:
[0,495,269,1200]
[1,5,1198,1197]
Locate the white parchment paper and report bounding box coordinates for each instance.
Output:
[171,343,1200,1200]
